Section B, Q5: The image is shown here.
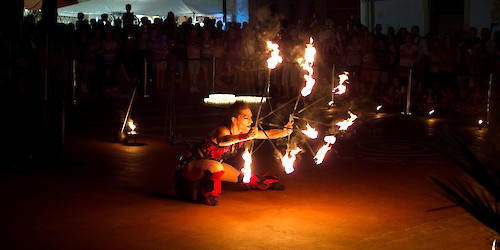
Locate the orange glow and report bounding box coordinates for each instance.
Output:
[299,37,317,97]
[301,123,318,139]
[281,147,303,174]
[266,41,283,69]
[241,148,252,183]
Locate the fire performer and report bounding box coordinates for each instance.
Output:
[175,101,294,206]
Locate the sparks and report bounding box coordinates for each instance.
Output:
[241,148,252,183]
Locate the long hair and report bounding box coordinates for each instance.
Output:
[222,101,250,127]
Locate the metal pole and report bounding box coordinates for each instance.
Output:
[405,68,412,115]
[121,86,137,134]
[487,73,493,126]
[331,64,335,104]
[212,56,216,92]
[143,58,149,97]
[72,59,78,105]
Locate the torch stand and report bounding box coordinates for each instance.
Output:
[115,85,137,144]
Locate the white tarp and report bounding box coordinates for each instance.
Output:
[57,0,228,18]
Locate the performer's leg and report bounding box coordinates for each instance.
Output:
[221,163,241,183]
[179,160,225,206]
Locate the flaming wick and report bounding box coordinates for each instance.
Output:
[241,149,252,183]
[314,135,337,165]
[281,147,303,174]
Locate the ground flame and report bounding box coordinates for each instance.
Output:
[127,119,137,135]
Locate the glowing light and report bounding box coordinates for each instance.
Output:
[299,37,317,97]
[336,111,358,131]
[492,239,497,250]
[266,41,283,69]
[203,94,267,105]
[241,148,252,183]
[281,147,302,174]
[377,105,382,111]
[478,119,484,130]
[301,123,318,139]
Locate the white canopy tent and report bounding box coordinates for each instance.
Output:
[55,0,229,18]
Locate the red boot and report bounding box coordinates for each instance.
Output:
[199,170,225,206]
[239,172,285,191]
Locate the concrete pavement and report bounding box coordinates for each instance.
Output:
[1,93,497,249]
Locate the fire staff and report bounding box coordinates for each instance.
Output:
[175,101,294,206]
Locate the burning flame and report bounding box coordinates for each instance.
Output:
[313,144,331,165]
[127,119,137,135]
[299,37,317,97]
[281,147,302,174]
[333,72,349,95]
[301,123,318,139]
[324,135,337,144]
[266,41,283,69]
[313,135,336,165]
[241,148,252,183]
[336,111,358,131]
[492,239,497,250]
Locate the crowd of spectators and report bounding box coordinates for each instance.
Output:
[13,5,500,117]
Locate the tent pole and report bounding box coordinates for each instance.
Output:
[223,0,227,24]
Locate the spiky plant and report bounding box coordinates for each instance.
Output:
[430,125,500,235]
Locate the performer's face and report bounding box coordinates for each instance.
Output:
[235,108,253,133]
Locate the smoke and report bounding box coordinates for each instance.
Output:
[254,6,283,43]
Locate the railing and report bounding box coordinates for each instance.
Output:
[69,56,495,124]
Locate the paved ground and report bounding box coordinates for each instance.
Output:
[1,92,497,249]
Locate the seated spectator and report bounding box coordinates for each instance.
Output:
[215,60,238,92]
[457,81,486,115]
[418,85,437,113]
[380,77,406,110]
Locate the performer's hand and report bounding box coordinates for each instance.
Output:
[246,126,258,140]
[286,115,294,128]
[284,116,294,129]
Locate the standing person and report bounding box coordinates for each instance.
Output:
[175,101,294,206]
[148,23,169,93]
[186,28,202,93]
